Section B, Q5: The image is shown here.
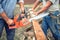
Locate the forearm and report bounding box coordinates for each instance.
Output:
[32,0,41,10]
[0,12,9,21]
[0,4,9,21]
[19,2,24,13]
[37,1,52,14]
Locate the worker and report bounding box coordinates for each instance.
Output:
[0,0,24,40]
[31,0,60,40]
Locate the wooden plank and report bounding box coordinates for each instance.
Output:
[32,20,47,40]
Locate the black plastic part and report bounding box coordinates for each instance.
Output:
[9,24,15,26]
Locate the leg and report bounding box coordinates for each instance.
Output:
[41,16,49,35]
[47,11,60,40]
[0,19,5,37]
[52,24,60,40]
[5,22,15,40]
[43,16,60,40]
[53,33,60,40]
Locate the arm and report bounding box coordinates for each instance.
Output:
[0,4,14,25]
[32,0,42,10]
[18,0,24,13]
[37,1,52,14]
[0,12,9,21]
[0,4,9,21]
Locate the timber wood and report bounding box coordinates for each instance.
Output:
[32,20,47,40]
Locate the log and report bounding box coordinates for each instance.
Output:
[32,20,47,40]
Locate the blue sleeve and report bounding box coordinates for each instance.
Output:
[0,0,4,14]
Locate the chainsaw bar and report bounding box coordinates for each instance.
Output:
[29,12,49,22]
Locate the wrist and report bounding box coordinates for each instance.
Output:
[31,8,34,11]
[5,18,9,22]
[21,9,25,14]
[3,17,9,22]
[37,10,42,15]
[36,11,40,15]
[21,10,25,14]
[21,7,24,12]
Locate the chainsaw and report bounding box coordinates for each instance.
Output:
[9,9,49,29]
[8,10,30,29]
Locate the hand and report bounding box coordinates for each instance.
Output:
[28,9,34,12]
[28,9,39,16]
[33,11,39,16]
[6,19,14,25]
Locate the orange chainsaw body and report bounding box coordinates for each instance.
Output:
[8,15,30,29]
[19,18,30,27]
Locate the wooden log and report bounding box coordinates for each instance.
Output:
[32,20,47,40]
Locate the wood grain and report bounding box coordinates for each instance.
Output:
[32,20,47,40]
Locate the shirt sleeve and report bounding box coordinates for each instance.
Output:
[0,4,4,14]
[49,0,56,4]
[18,0,24,3]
